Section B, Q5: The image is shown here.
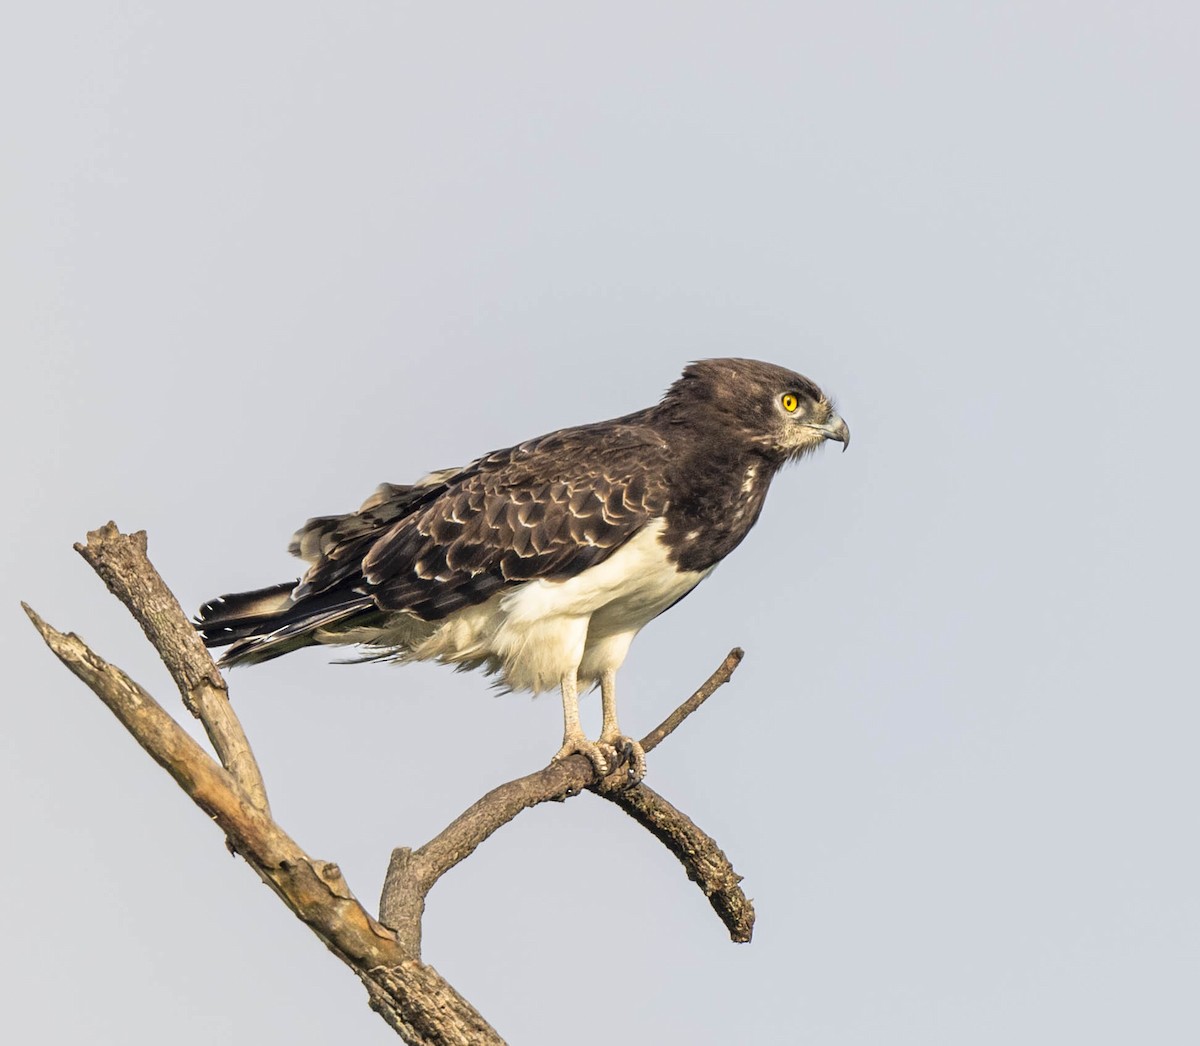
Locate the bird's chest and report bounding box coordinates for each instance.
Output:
[663,458,773,573]
[500,520,708,632]
[478,522,708,690]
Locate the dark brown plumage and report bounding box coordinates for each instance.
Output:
[196,358,848,779]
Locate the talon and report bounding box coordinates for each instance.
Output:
[626,739,646,783]
[552,737,609,776]
[596,735,647,789]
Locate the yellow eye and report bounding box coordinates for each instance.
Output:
[781,393,799,413]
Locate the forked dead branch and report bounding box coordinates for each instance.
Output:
[25,523,754,1046]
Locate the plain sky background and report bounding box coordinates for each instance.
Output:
[3,3,1197,1043]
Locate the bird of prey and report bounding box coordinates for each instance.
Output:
[196,358,848,783]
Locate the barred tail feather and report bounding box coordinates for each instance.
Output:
[196,582,297,642]
[196,580,377,667]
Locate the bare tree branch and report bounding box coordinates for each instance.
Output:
[75,522,270,813]
[24,601,503,1046]
[600,646,754,940]
[26,524,758,1041]
[380,758,597,956]
[603,785,755,942]
[379,648,754,955]
[637,647,744,755]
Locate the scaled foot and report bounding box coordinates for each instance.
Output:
[552,733,610,777]
[596,733,647,790]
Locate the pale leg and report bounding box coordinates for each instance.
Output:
[552,668,609,775]
[598,669,646,785]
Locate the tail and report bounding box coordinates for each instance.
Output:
[196,477,466,667]
[195,580,377,667]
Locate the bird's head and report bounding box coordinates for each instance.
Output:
[661,358,849,463]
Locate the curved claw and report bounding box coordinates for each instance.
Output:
[597,735,647,791]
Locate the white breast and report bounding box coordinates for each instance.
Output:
[407,518,712,692]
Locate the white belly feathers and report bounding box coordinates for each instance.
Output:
[324,518,711,693]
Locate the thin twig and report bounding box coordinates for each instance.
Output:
[639,647,744,754]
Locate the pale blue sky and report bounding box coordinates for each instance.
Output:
[4,3,1197,1043]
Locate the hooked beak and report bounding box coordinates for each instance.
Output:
[810,413,850,451]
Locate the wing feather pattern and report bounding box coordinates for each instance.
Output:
[199,420,671,664]
[356,422,670,618]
